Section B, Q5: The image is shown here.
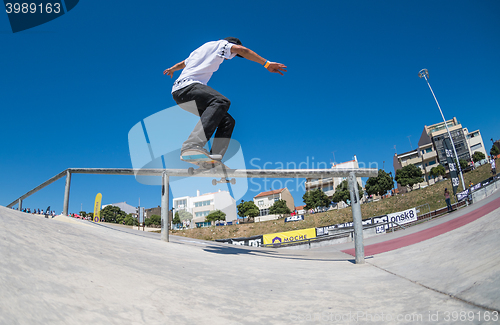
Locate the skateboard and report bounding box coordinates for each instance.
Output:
[184,158,236,186]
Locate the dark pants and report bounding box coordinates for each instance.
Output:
[446,198,452,211]
[172,83,235,157]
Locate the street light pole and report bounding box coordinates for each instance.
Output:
[418,69,466,193]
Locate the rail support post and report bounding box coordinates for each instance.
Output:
[18,199,22,211]
[348,172,365,264]
[161,171,170,242]
[63,170,71,216]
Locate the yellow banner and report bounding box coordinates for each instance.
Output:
[263,228,316,245]
[93,193,102,223]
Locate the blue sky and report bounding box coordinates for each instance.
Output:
[1,0,499,214]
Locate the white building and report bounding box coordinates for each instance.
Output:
[102,202,137,215]
[393,118,487,193]
[464,128,487,158]
[173,190,236,226]
[305,156,363,201]
[253,188,295,221]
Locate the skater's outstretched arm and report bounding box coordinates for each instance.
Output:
[163,60,186,78]
[230,45,287,76]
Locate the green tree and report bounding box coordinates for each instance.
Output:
[331,180,363,204]
[430,165,446,178]
[365,169,394,197]
[490,144,499,157]
[173,212,181,224]
[302,188,331,210]
[123,214,138,226]
[237,200,259,221]
[145,214,161,227]
[178,210,193,221]
[395,164,424,191]
[269,199,291,217]
[454,158,468,171]
[205,210,226,223]
[472,151,486,163]
[100,205,127,223]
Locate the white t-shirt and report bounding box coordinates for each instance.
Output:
[172,40,236,93]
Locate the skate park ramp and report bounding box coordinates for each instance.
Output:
[1,192,499,324]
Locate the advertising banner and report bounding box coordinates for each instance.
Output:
[457,189,469,202]
[285,215,304,223]
[216,235,263,247]
[387,207,417,226]
[443,138,459,194]
[263,228,316,245]
[337,219,372,229]
[316,225,337,236]
[372,215,389,233]
[93,193,102,223]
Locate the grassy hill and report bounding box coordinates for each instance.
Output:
[170,159,498,241]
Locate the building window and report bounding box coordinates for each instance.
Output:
[259,208,269,216]
[421,148,432,155]
[195,211,210,218]
[174,199,187,209]
[429,160,436,166]
[194,200,211,207]
[258,200,264,206]
[471,143,483,151]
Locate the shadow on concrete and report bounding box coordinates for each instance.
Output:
[203,245,351,262]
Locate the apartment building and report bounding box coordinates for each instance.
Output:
[253,188,294,217]
[464,128,487,158]
[172,189,236,226]
[304,155,363,198]
[393,117,486,192]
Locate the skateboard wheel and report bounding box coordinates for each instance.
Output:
[212,179,217,186]
[230,178,236,185]
[188,167,194,175]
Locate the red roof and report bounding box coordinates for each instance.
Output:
[295,205,305,210]
[254,188,285,198]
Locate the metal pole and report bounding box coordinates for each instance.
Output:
[18,199,22,211]
[63,170,71,216]
[419,70,466,193]
[348,172,365,264]
[161,171,169,242]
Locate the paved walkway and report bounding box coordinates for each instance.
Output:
[342,196,500,257]
[1,191,499,324]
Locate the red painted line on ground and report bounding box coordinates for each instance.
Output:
[342,197,500,257]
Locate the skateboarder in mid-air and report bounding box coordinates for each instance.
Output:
[164,37,286,163]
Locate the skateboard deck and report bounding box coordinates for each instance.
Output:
[183,156,236,185]
[186,159,229,173]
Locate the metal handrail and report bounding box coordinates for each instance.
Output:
[8,167,378,209]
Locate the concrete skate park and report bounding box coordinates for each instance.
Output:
[1,191,500,324]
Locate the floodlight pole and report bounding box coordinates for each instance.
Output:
[418,69,466,193]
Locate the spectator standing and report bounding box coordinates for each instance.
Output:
[444,188,452,212]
